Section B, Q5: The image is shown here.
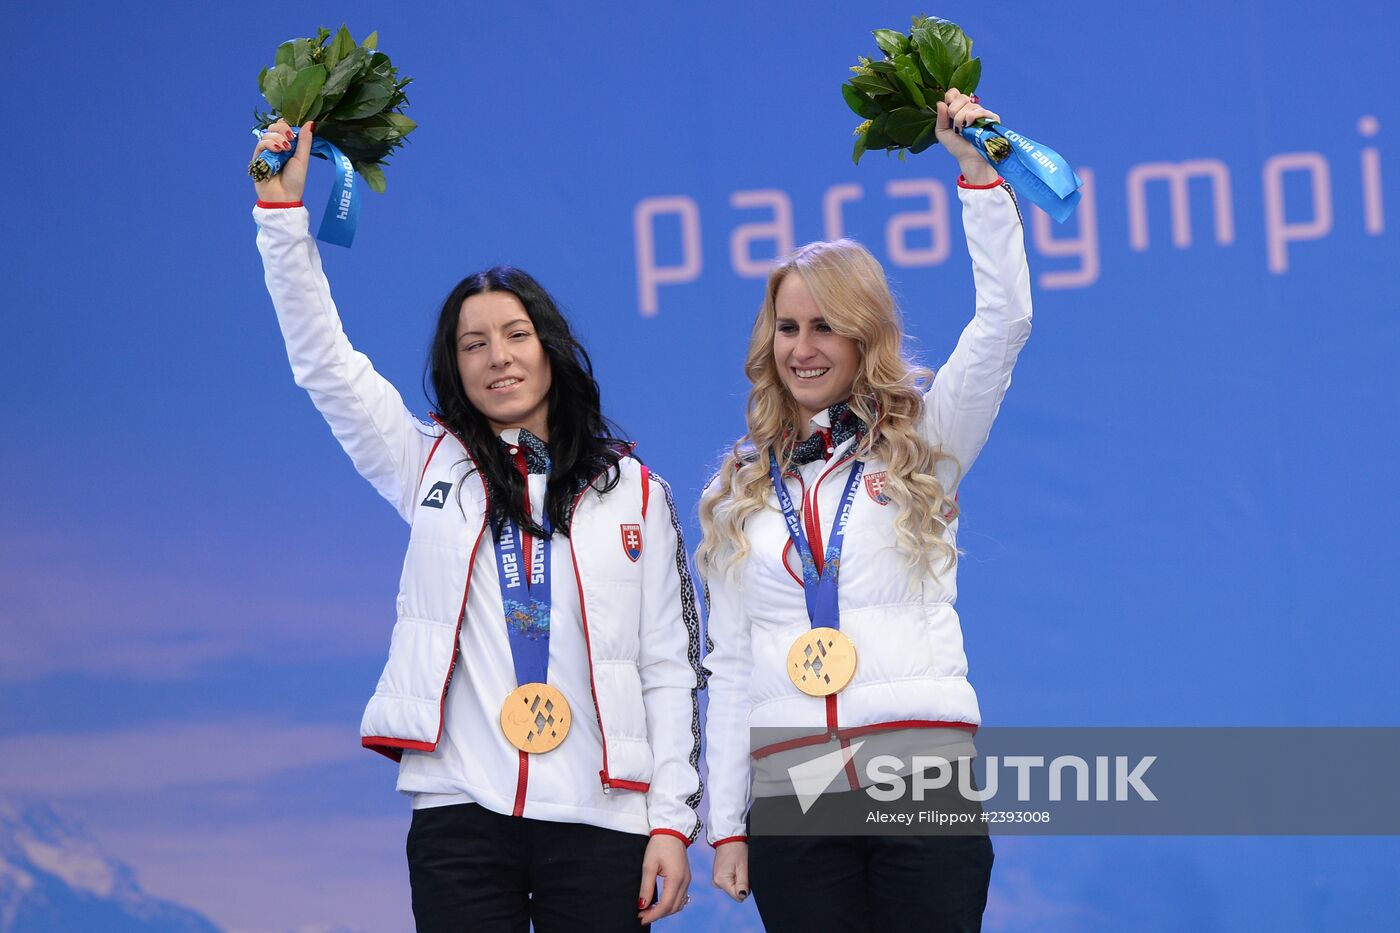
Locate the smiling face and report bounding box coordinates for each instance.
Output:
[772,272,861,430]
[456,290,553,438]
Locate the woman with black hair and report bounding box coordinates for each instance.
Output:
[251,120,700,932]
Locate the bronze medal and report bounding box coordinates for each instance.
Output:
[499,682,571,753]
[787,627,857,696]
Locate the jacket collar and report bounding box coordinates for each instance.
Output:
[497,427,550,475]
[790,400,865,466]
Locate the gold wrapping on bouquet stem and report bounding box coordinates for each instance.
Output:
[985,136,1011,163]
[247,157,275,182]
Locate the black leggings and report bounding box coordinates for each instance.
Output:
[407,802,651,933]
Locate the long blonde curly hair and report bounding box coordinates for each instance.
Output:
[698,238,960,581]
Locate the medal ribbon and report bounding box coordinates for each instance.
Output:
[769,454,865,630]
[492,501,554,688]
[253,127,361,247]
[961,122,1083,223]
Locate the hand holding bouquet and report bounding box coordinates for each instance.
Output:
[248,25,415,192]
[842,16,1083,222]
[246,26,416,245]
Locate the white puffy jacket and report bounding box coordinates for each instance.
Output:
[702,179,1032,845]
[255,204,703,842]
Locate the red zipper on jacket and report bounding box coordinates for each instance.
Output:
[421,425,639,797]
[779,433,972,788]
[510,445,532,818]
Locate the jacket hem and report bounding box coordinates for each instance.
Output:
[603,777,651,792]
[751,719,978,759]
[363,735,437,761]
[405,780,651,836]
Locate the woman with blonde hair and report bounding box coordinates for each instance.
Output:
[701,88,1031,932]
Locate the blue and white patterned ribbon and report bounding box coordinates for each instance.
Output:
[962,122,1083,222]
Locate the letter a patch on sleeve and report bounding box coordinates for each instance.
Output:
[620,523,643,562]
[421,481,453,509]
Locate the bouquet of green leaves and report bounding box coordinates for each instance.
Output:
[247,25,415,193]
[843,15,1010,165]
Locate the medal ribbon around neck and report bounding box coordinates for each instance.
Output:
[492,464,574,752]
[768,453,866,630]
[493,508,553,688]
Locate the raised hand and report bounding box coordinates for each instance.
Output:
[251,120,315,203]
[934,89,1001,185]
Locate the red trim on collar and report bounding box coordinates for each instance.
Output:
[255,199,304,208]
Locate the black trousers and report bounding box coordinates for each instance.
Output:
[747,798,994,933]
[407,802,651,933]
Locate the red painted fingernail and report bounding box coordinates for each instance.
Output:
[638,898,646,909]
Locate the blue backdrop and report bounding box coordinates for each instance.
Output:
[2,1,1397,930]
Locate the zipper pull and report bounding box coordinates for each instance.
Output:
[599,770,611,795]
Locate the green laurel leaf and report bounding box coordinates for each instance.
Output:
[280,65,327,125]
[949,57,982,96]
[873,29,908,57]
[842,83,880,119]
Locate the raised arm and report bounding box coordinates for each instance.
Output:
[920,91,1034,492]
[252,120,436,522]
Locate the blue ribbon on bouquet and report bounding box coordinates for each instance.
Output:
[252,127,360,247]
[961,122,1082,223]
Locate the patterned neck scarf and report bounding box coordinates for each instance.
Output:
[497,428,551,475]
[789,400,866,466]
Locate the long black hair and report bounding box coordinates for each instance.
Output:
[425,266,628,538]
